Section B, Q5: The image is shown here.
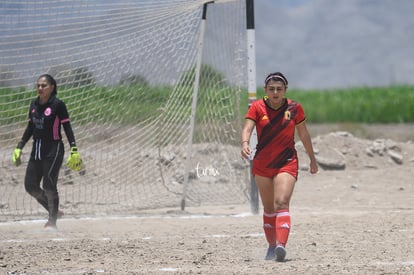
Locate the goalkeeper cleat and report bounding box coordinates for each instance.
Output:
[57,209,64,219]
[44,220,57,230]
[275,245,286,262]
[264,246,276,260]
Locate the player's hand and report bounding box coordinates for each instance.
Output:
[309,159,318,174]
[241,143,252,160]
[66,146,84,171]
[12,148,22,166]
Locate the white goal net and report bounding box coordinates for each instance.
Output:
[0,0,251,220]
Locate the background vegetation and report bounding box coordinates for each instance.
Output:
[1,85,414,125]
[242,85,414,123]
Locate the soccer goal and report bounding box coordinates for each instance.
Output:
[0,0,253,220]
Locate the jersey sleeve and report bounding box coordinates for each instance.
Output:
[57,101,77,147]
[17,104,34,149]
[17,121,33,149]
[245,101,259,122]
[57,100,70,122]
[294,102,306,124]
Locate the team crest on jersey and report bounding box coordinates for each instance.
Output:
[44,107,52,116]
[261,115,268,120]
[284,110,291,120]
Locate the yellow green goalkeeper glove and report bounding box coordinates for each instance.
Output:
[12,148,22,166]
[66,146,84,171]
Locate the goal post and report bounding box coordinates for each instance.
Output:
[245,0,259,215]
[0,0,255,220]
[181,2,210,211]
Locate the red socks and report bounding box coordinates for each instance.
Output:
[263,212,277,247]
[275,209,291,247]
[263,209,291,247]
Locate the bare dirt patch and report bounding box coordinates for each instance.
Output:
[0,124,413,274]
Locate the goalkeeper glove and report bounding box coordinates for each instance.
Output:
[66,146,84,171]
[12,148,22,166]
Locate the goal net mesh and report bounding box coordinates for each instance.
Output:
[0,0,251,220]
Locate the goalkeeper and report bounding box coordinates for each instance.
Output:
[12,74,84,229]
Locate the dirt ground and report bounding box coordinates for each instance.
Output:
[0,124,413,274]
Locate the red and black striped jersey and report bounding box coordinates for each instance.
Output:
[245,97,305,167]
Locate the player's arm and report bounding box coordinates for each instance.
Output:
[62,121,84,171]
[58,101,84,171]
[17,120,34,149]
[12,115,33,166]
[62,121,76,147]
[296,121,318,174]
[241,118,255,159]
[58,101,76,147]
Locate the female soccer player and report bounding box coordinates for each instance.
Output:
[12,74,84,229]
[241,72,318,261]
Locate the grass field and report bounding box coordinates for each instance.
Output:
[251,85,414,123]
[1,84,414,125]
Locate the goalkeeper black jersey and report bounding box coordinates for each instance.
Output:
[18,95,76,158]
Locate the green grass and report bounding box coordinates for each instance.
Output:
[240,85,414,123]
[2,85,414,124]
